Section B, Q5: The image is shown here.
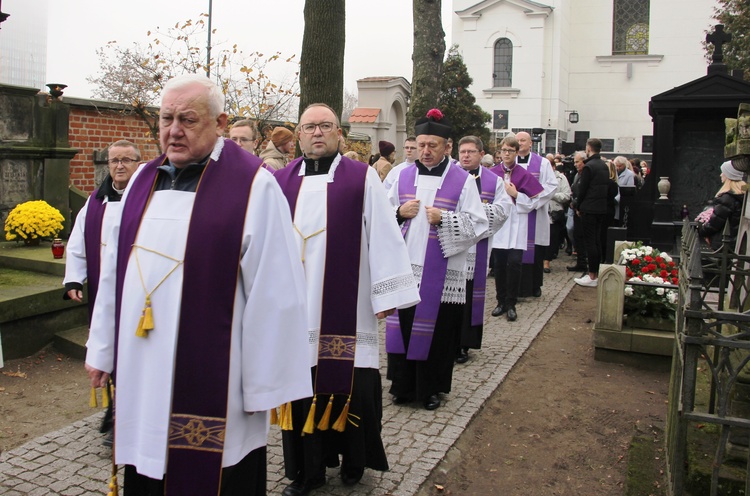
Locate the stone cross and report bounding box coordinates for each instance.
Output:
[706,24,731,64]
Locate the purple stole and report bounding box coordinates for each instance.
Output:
[83,193,106,322]
[274,156,366,396]
[471,168,498,327]
[115,142,260,495]
[385,163,467,361]
[519,153,543,264]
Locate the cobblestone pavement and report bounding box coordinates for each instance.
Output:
[0,258,577,495]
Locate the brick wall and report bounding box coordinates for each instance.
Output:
[65,98,304,193]
[67,98,160,193]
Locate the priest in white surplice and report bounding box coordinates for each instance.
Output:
[274,103,420,496]
[385,109,488,411]
[454,136,511,364]
[64,139,142,448]
[490,136,544,323]
[515,131,559,297]
[85,75,311,496]
[64,140,141,308]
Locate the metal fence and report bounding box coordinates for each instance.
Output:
[666,220,750,495]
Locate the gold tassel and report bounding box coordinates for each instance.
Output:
[332,396,351,432]
[89,387,98,408]
[141,296,154,331]
[280,402,293,431]
[101,383,110,408]
[302,395,317,435]
[270,407,278,426]
[108,473,119,496]
[284,402,294,431]
[135,312,146,338]
[317,394,334,431]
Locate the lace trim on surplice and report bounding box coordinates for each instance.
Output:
[437,210,476,258]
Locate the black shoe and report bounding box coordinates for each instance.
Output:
[491,305,506,317]
[532,288,542,297]
[281,476,326,496]
[455,347,469,364]
[488,269,495,278]
[507,307,517,322]
[341,466,364,486]
[566,264,587,272]
[392,395,412,405]
[543,267,551,274]
[424,394,441,410]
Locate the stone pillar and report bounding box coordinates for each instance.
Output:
[651,176,677,254]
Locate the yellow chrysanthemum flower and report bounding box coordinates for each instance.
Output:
[4,200,65,241]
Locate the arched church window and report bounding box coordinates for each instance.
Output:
[612,0,649,55]
[493,38,513,87]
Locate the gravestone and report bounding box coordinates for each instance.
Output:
[595,264,625,332]
[593,262,674,366]
[0,160,40,208]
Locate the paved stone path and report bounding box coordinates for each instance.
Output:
[0,259,577,495]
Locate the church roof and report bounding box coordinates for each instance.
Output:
[357,77,401,82]
[348,107,381,123]
[456,0,553,18]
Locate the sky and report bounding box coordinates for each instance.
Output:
[42,0,455,100]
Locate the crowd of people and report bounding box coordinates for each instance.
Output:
[65,73,669,496]
[535,147,653,288]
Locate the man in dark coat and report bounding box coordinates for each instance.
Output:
[572,138,613,287]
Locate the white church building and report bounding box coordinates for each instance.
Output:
[350,0,717,158]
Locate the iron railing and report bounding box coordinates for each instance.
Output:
[666,220,750,495]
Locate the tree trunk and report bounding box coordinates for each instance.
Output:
[407,0,445,132]
[298,0,346,122]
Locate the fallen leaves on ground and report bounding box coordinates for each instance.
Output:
[1,367,27,379]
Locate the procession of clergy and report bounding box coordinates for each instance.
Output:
[69,74,557,496]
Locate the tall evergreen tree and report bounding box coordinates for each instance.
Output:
[407,0,446,132]
[707,0,750,75]
[438,46,491,153]
[298,0,346,120]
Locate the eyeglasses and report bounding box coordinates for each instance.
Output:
[299,122,337,134]
[459,149,480,155]
[500,149,517,154]
[108,158,138,165]
[230,137,256,144]
[404,146,417,151]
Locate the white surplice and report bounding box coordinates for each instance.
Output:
[386,163,489,304]
[465,167,512,280]
[86,162,312,479]
[518,154,558,246]
[491,166,536,251]
[382,160,410,191]
[63,196,122,287]
[290,159,420,370]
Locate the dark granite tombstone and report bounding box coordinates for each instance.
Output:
[629,26,750,250]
